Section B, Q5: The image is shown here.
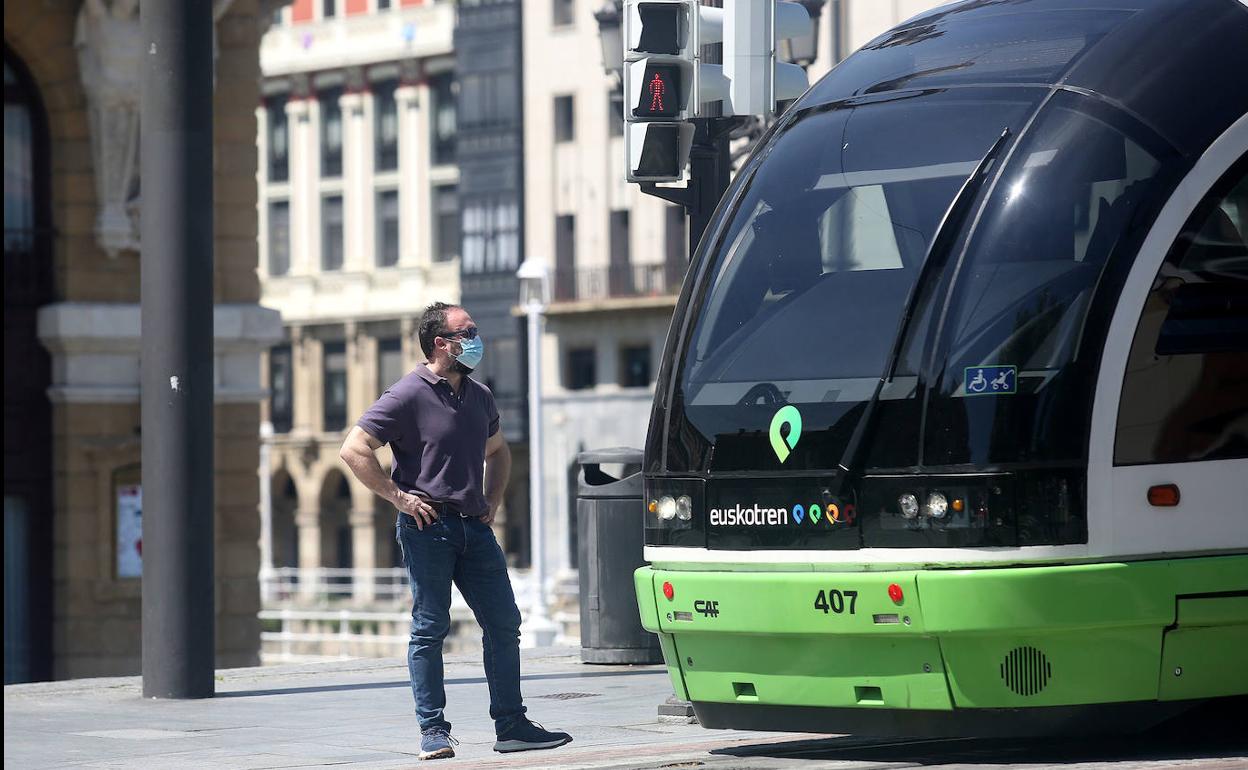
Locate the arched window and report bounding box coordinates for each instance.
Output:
[4,46,53,684]
[5,51,48,266]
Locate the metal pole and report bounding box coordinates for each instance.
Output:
[259,421,274,605]
[521,305,557,646]
[141,0,215,699]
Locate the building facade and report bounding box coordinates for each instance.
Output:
[4,0,279,682]
[256,0,495,617]
[454,0,531,562]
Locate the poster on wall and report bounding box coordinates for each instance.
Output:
[116,484,142,578]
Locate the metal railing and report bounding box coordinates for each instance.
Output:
[552,263,680,303]
[262,567,413,604]
[258,567,580,664]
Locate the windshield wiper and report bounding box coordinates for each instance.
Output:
[836,127,1012,479]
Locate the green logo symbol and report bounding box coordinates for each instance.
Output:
[769,405,802,463]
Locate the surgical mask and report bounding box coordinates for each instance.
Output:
[453,336,484,370]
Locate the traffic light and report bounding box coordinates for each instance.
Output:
[623,0,718,181]
[723,0,812,116]
[622,0,812,184]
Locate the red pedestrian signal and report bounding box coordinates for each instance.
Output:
[634,63,680,118]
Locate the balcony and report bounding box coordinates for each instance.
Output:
[551,263,682,306]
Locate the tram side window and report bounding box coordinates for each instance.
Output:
[1114,161,1248,465]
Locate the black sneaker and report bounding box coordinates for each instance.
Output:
[493,717,572,753]
[419,728,457,760]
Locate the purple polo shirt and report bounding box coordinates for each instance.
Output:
[357,363,500,517]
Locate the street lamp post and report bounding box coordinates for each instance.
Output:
[516,259,558,648]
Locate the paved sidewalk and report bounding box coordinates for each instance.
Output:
[4,648,788,769]
[6,648,1246,769]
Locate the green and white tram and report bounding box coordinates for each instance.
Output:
[634,0,1248,736]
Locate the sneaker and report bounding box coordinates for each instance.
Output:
[419,728,457,760]
[493,717,572,753]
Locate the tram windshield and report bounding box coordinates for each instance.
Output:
[673,87,1183,475]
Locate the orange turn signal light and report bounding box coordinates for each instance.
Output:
[951,498,965,513]
[1147,484,1180,507]
[648,500,658,513]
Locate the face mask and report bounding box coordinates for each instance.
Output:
[452,336,484,370]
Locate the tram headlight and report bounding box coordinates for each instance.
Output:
[898,493,920,519]
[924,492,949,519]
[657,495,677,521]
[675,495,693,521]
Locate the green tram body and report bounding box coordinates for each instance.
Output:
[635,0,1248,736]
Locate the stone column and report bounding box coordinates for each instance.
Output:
[395,82,428,268]
[285,98,313,276]
[290,326,312,433]
[400,316,421,369]
[339,88,372,272]
[295,507,321,599]
[349,509,377,604]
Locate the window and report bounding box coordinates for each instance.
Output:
[621,345,651,387]
[374,80,398,171]
[320,87,343,178]
[378,337,405,395]
[266,96,289,182]
[376,190,399,267]
[430,73,457,166]
[609,209,631,295]
[554,95,575,143]
[269,344,293,433]
[1115,159,1248,465]
[462,193,520,274]
[268,200,290,276]
[665,205,686,289]
[378,0,391,9]
[322,195,344,271]
[608,90,624,138]
[555,215,576,300]
[434,185,460,263]
[566,348,596,390]
[323,341,348,432]
[322,0,336,18]
[553,0,574,27]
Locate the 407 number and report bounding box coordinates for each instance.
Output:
[813,589,858,615]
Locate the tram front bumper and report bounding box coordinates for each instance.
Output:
[633,558,1247,734]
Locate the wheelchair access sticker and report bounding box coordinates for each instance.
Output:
[964,365,1017,396]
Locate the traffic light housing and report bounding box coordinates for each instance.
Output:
[622,0,812,183]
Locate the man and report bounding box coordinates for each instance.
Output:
[340,302,572,761]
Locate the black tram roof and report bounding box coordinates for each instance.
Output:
[800,0,1248,158]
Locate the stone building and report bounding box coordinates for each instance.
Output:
[3,0,280,682]
[255,0,531,612]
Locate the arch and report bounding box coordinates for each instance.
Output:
[270,467,299,569]
[4,45,54,683]
[318,468,353,569]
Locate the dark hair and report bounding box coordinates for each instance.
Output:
[418,302,461,359]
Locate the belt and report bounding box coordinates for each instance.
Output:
[427,500,474,518]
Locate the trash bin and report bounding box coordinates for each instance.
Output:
[577,447,662,664]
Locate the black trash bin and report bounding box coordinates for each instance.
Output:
[577,447,662,664]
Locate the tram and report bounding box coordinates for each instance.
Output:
[633,0,1248,736]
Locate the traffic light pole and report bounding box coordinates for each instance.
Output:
[640,116,738,259]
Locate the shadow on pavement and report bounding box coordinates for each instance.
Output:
[710,699,1248,765]
[215,666,665,699]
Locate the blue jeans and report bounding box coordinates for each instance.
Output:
[395,514,526,734]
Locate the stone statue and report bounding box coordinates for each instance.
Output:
[75,0,142,257]
[75,0,242,258]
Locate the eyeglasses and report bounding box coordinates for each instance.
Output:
[439,326,480,341]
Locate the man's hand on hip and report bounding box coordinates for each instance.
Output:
[480,501,498,526]
[394,490,438,530]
